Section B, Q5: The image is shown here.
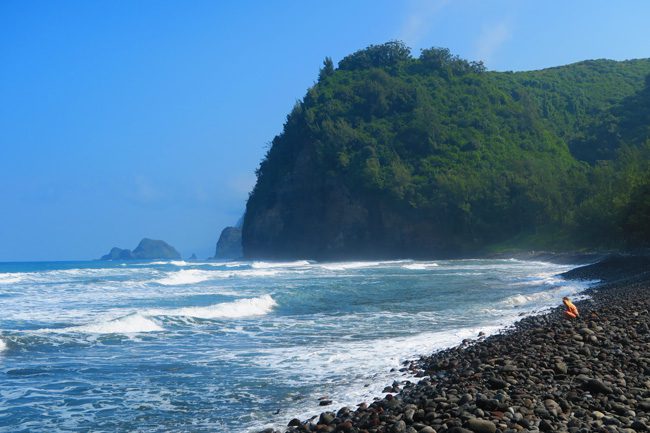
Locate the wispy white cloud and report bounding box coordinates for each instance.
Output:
[474,20,512,66]
[227,172,257,197]
[399,0,450,47]
[131,175,163,204]
[125,172,256,208]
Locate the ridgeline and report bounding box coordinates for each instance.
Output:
[243,42,650,259]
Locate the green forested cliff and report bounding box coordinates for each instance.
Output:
[243,42,650,259]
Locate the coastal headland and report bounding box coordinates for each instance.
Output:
[264,255,650,433]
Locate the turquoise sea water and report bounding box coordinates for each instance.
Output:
[0,259,593,432]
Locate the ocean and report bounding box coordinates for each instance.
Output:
[0,259,594,432]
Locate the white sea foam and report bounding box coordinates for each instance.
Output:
[156,269,213,285]
[251,260,311,269]
[252,321,510,432]
[445,261,569,272]
[199,261,247,268]
[217,269,281,278]
[0,273,24,284]
[318,260,414,271]
[0,267,141,287]
[514,271,566,286]
[237,269,281,278]
[319,261,383,271]
[66,314,163,334]
[147,295,277,320]
[505,294,533,306]
[37,296,276,334]
[502,280,595,307]
[148,260,188,266]
[205,269,281,278]
[269,325,497,369]
[2,258,596,433]
[155,268,282,285]
[402,262,439,270]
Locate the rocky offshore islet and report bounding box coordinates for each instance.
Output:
[264,261,650,433]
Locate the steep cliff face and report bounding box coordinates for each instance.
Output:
[244,172,373,259]
[214,226,243,259]
[243,43,650,259]
[244,167,445,259]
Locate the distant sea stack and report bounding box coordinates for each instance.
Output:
[214,226,243,259]
[242,42,650,259]
[101,247,134,260]
[100,238,181,260]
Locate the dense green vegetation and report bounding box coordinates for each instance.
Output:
[243,42,650,259]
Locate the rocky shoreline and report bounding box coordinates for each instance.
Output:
[261,255,650,433]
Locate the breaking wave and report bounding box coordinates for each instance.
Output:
[251,261,311,269]
[402,262,439,270]
[156,269,282,286]
[64,314,163,334]
[319,261,384,271]
[0,273,26,284]
[147,260,188,266]
[156,269,213,285]
[147,295,277,320]
[502,280,594,307]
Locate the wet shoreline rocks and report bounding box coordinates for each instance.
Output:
[266,256,650,433]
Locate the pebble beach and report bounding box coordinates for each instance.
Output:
[270,255,650,433]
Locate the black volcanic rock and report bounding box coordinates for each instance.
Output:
[214,226,242,259]
[275,257,650,433]
[561,253,650,282]
[100,238,181,260]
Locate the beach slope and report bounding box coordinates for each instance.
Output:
[270,256,650,433]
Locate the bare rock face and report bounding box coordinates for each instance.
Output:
[214,227,243,259]
[242,149,443,261]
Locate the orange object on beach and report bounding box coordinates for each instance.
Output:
[563,296,579,318]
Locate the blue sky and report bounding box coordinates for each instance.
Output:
[2,0,649,261]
